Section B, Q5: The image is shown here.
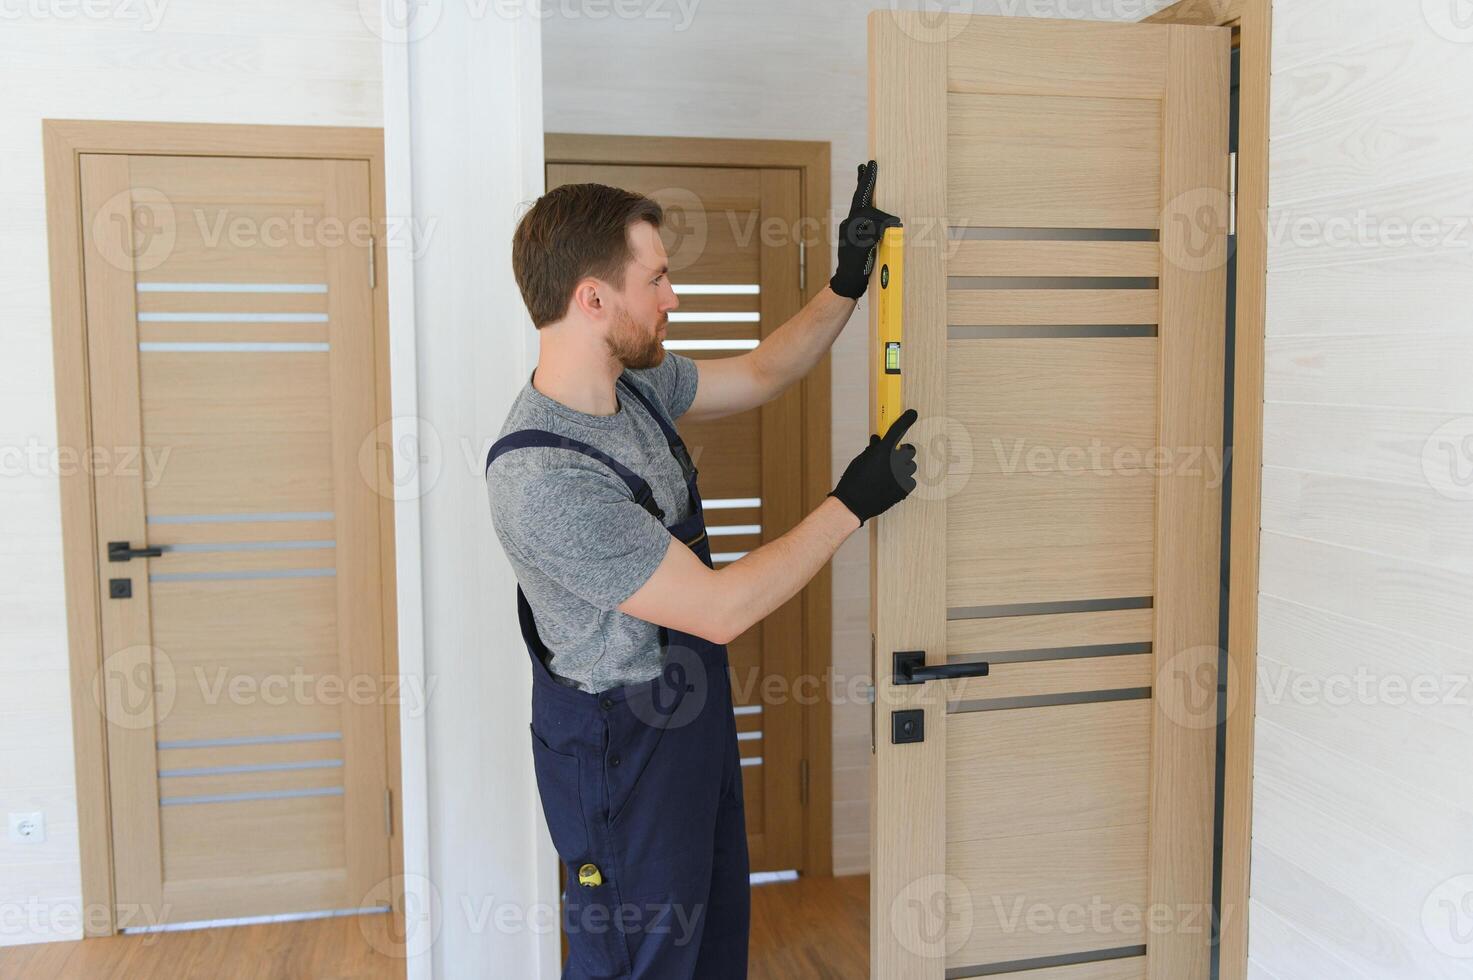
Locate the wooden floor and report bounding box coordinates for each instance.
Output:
[749,874,869,980]
[0,875,868,979]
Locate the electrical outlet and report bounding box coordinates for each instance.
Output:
[9,811,45,844]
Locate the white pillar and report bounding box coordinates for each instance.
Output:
[378,1,556,977]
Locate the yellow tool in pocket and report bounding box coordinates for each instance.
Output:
[577,863,603,888]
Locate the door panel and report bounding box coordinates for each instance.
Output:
[946,338,1159,606]
[947,94,1163,228]
[80,153,392,924]
[869,12,1228,980]
[545,161,809,871]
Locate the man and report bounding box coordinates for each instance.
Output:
[486,161,917,979]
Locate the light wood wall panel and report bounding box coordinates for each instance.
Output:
[1251,1,1473,975]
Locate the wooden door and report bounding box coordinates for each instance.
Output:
[868,13,1229,980]
[80,154,395,924]
[544,162,808,872]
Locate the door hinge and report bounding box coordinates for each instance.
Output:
[869,632,877,755]
[1228,152,1238,238]
[368,235,377,289]
[384,788,393,836]
[798,239,807,293]
[799,758,809,808]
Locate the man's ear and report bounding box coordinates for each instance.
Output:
[570,277,606,319]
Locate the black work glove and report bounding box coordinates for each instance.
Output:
[829,160,902,300]
[829,409,919,525]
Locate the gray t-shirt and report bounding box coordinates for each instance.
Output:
[486,353,701,693]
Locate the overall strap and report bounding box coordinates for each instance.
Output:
[617,375,697,485]
[616,375,682,447]
[486,429,665,522]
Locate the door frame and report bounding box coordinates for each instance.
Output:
[545,132,835,875]
[41,119,404,936]
[1139,4,1271,978]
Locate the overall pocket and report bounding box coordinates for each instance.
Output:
[527,724,589,863]
[532,724,635,977]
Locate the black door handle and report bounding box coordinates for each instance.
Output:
[893,650,989,686]
[108,541,164,562]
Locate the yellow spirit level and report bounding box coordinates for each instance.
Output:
[874,224,904,434]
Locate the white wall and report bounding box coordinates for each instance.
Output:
[1250,0,1473,976]
[0,0,383,947]
[383,2,559,977]
[0,5,555,974]
[540,0,1176,876]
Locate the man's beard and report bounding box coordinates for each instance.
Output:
[606,306,666,370]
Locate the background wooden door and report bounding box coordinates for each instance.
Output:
[545,161,809,872]
[80,153,395,924]
[867,13,1229,980]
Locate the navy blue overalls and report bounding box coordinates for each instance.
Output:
[486,374,751,980]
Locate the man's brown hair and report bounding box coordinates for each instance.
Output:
[511,183,664,328]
